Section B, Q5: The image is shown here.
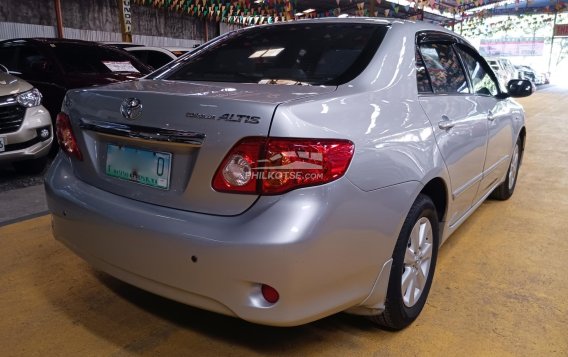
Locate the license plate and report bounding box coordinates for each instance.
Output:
[106,144,172,190]
[0,136,5,152]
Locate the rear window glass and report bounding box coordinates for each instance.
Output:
[155,23,388,85]
[49,43,149,75]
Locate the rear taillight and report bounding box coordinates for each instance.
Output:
[212,137,354,195]
[56,112,83,161]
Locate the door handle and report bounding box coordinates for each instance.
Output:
[487,110,495,121]
[438,115,455,130]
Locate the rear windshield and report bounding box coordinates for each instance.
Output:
[49,43,150,75]
[154,23,388,86]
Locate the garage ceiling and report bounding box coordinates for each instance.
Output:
[135,0,567,26]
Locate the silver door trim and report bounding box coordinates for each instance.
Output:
[452,172,483,199]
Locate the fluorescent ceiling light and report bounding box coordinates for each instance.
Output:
[249,48,284,58]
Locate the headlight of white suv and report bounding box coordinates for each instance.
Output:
[17,88,42,108]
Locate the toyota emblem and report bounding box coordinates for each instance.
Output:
[120,98,142,120]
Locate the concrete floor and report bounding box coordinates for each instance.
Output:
[1,85,567,356]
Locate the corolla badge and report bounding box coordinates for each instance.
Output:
[120,98,142,120]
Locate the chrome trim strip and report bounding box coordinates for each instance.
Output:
[452,154,510,200]
[0,96,17,107]
[447,178,503,233]
[452,172,483,199]
[483,154,510,177]
[79,119,205,146]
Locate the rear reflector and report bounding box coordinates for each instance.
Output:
[261,284,280,304]
[56,112,83,161]
[212,137,354,195]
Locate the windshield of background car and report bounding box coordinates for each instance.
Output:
[154,23,389,85]
[49,43,150,75]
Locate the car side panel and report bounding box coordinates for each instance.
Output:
[473,97,516,202]
[419,95,488,226]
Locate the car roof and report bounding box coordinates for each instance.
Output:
[123,46,178,60]
[232,17,468,48]
[0,38,130,49]
[2,37,100,44]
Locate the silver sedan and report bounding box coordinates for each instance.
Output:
[45,18,533,330]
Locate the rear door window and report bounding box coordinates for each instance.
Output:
[156,23,389,85]
[418,43,469,94]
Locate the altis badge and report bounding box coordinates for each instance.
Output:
[186,112,260,124]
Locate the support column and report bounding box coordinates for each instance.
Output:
[369,0,376,17]
[118,0,133,43]
[547,6,558,73]
[54,0,64,38]
[204,20,209,42]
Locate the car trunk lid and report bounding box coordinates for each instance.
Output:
[64,79,335,215]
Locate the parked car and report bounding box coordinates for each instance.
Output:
[515,65,538,85]
[0,69,52,173]
[516,65,550,86]
[124,46,192,70]
[101,41,146,50]
[486,57,518,88]
[45,19,533,330]
[0,38,152,150]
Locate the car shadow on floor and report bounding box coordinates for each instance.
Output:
[0,157,53,192]
[89,269,385,354]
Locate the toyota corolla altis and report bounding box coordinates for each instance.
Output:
[45,18,533,330]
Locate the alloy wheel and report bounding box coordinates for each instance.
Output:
[402,217,433,307]
[508,143,520,191]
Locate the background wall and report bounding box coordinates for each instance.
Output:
[0,0,217,47]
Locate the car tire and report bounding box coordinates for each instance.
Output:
[371,194,439,330]
[491,137,522,201]
[12,156,48,175]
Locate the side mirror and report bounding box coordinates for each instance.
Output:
[506,79,534,98]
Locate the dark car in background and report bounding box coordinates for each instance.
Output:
[0,38,152,143]
[123,47,181,70]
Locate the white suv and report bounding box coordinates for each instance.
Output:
[0,68,53,174]
[486,57,518,88]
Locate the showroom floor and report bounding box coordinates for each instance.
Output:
[0,85,567,356]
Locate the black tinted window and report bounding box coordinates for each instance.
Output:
[147,51,174,68]
[0,43,17,70]
[0,42,52,74]
[419,43,469,94]
[415,47,432,93]
[49,43,149,75]
[158,23,388,85]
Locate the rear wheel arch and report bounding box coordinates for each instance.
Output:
[420,177,448,226]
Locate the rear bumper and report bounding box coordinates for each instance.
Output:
[45,154,419,326]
